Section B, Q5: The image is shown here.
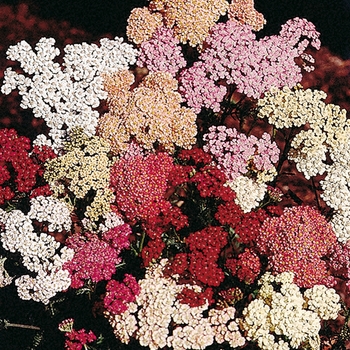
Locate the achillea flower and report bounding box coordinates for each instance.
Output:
[149,0,230,48]
[64,233,121,288]
[203,125,279,182]
[104,274,140,314]
[0,128,54,206]
[1,37,137,151]
[137,27,186,76]
[257,206,337,288]
[228,0,266,31]
[200,18,320,98]
[179,62,227,112]
[98,71,197,155]
[44,128,114,222]
[126,7,163,45]
[110,152,174,223]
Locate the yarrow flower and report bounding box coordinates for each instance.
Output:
[257,206,337,288]
[98,70,197,154]
[1,37,137,150]
[128,0,230,48]
[0,207,73,304]
[110,152,174,223]
[199,18,320,98]
[240,272,341,350]
[137,27,186,76]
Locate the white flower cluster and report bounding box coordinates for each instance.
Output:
[240,272,341,350]
[0,208,74,304]
[1,37,138,151]
[0,256,13,288]
[106,259,245,350]
[226,176,267,213]
[320,139,350,242]
[28,195,72,232]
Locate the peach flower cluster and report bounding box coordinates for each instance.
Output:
[98,70,197,155]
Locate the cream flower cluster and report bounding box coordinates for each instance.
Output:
[226,176,267,213]
[106,259,245,350]
[258,85,350,179]
[0,208,74,304]
[1,37,137,151]
[240,272,341,350]
[0,257,13,288]
[320,139,350,242]
[28,195,72,232]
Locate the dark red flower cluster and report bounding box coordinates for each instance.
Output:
[177,287,214,307]
[186,226,228,287]
[103,274,140,314]
[141,237,165,267]
[0,128,55,205]
[226,248,261,284]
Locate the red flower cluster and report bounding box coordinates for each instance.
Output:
[0,128,55,205]
[177,287,214,307]
[186,226,228,287]
[64,328,96,350]
[110,152,174,223]
[103,274,140,314]
[257,205,337,288]
[226,248,261,284]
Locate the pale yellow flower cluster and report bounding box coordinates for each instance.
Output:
[257,85,350,178]
[228,0,266,31]
[240,272,341,350]
[127,0,229,48]
[44,128,114,222]
[98,71,197,155]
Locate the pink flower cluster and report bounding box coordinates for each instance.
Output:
[64,227,131,288]
[137,27,186,76]
[103,274,140,314]
[110,152,174,223]
[179,62,227,113]
[197,18,320,98]
[328,242,350,292]
[257,206,337,288]
[203,125,279,181]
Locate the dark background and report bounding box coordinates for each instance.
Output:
[1,0,350,59]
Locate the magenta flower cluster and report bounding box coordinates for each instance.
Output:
[203,125,279,181]
[64,224,132,288]
[185,18,321,100]
[178,61,227,113]
[137,27,187,76]
[104,274,140,314]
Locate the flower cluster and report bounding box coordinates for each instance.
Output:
[137,27,186,76]
[98,70,197,154]
[1,37,137,150]
[128,0,229,48]
[44,128,114,222]
[0,128,54,205]
[241,272,341,350]
[257,205,337,288]
[0,204,73,304]
[59,318,97,350]
[106,259,245,350]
